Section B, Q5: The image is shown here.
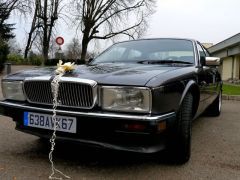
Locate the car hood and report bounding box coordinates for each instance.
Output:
[5,63,184,86]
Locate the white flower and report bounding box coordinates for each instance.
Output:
[55,60,75,74]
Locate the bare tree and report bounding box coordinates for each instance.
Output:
[0,0,31,25]
[24,0,39,59]
[70,0,155,62]
[24,0,62,65]
[0,0,32,59]
[65,38,82,60]
[0,0,31,72]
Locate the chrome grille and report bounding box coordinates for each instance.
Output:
[24,79,96,109]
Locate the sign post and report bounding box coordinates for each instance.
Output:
[56,36,64,60]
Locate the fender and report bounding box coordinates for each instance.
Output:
[179,80,199,109]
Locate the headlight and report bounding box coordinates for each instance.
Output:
[2,81,26,101]
[101,87,151,113]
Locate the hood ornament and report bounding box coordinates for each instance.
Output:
[55,60,75,74]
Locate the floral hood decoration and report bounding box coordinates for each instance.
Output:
[55,60,75,74]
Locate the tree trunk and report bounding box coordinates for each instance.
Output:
[80,31,90,64]
[80,40,89,64]
[24,2,38,60]
[24,38,31,59]
[24,29,35,60]
[42,44,49,65]
[42,0,48,66]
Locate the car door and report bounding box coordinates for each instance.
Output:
[201,44,219,102]
[196,43,217,113]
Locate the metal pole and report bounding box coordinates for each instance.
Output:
[5,63,11,74]
[58,46,62,60]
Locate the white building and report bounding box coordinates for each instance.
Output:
[208,33,240,81]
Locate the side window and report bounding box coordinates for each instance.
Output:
[203,47,210,57]
[197,43,206,58]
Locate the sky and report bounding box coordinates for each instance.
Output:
[10,0,240,53]
[147,0,240,44]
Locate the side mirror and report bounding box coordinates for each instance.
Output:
[200,56,206,66]
[205,57,221,66]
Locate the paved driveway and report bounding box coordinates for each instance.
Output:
[0,101,239,179]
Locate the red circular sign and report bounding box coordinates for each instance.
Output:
[56,36,64,45]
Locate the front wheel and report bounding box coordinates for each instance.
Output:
[166,93,193,164]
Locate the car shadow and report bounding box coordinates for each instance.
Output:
[32,138,178,168]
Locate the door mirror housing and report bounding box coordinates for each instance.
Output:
[200,56,206,66]
[205,57,221,66]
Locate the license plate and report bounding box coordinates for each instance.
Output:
[23,112,77,133]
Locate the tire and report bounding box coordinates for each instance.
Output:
[204,91,222,117]
[166,93,193,164]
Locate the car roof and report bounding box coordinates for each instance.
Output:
[114,38,197,44]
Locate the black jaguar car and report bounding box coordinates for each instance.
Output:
[0,38,222,164]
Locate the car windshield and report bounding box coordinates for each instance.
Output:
[92,39,195,65]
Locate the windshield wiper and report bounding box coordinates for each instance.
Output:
[137,60,193,65]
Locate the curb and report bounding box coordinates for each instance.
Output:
[222,94,240,101]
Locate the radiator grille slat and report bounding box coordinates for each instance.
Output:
[24,81,95,109]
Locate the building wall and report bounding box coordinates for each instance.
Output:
[222,57,233,80]
[239,56,240,79]
[234,55,240,79]
[221,56,240,80]
[207,33,240,80]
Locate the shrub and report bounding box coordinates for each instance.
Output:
[28,52,43,66]
[7,53,24,64]
[45,58,61,66]
[31,55,43,66]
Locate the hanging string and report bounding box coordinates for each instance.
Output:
[48,60,75,180]
[49,73,71,180]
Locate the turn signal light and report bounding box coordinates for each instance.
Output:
[157,121,166,133]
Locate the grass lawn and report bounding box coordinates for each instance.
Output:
[222,84,240,95]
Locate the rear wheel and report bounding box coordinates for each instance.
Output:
[166,93,193,164]
[204,91,222,117]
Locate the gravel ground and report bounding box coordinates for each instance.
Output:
[0,66,240,180]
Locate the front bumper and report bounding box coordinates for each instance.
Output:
[0,100,176,153]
